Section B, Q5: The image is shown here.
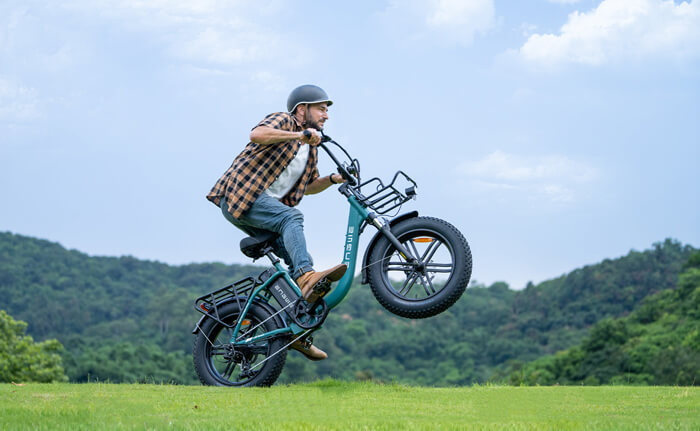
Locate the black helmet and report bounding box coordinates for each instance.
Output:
[287,84,333,113]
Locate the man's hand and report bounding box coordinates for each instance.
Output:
[329,173,346,184]
[300,129,321,146]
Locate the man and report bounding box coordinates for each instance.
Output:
[206,84,347,361]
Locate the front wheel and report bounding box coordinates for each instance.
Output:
[367,216,472,318]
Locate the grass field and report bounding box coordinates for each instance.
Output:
[1,380,698,430]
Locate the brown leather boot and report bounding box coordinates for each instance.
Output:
[290,340,328,361]
[296,264,347,301]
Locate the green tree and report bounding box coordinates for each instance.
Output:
[0,310,67,383]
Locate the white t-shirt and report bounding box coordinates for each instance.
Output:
[265,144,310,199]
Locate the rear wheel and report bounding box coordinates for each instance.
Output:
[367,216,471,318]
[193,301,287,387]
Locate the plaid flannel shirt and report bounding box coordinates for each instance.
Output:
[206,112,319,219]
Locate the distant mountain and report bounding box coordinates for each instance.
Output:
[0,231,695,385]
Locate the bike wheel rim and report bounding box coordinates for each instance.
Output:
[205,316,270,386]
[380,228,456,301]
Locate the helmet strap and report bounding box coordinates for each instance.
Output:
[302,103,309,128]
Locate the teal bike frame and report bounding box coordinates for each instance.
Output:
[228,194,371,347]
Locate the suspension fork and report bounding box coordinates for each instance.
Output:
[365,212,422,268]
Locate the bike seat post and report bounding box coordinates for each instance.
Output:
[263,247,280,265]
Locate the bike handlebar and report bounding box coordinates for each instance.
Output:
[302,130,418,214]
[303,130,358,186]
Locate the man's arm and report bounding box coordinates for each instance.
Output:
[250,126,320,146]
[305,174,344,195]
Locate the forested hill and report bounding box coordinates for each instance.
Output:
[0,231,695,385]
[502,251,700,386]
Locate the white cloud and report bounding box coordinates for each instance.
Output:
[382,0,495,45]
[520,23,539,38]
[61,0,286,67]
[520,0,700,66]
[457,150,597,203]
[0,78,40,122]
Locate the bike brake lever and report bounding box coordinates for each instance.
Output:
[339,166,358,186]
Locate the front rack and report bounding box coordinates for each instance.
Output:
[194,276,257,328]
[356,170,417,215]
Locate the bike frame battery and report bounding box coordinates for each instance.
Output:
[259,269,300,312]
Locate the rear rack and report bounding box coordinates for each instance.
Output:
[194,276,257,328]
[357,171,417,215]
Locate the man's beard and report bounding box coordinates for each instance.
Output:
[304,118,324,131]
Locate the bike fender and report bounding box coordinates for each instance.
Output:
[360,210,419,284]
[191,296,288,334]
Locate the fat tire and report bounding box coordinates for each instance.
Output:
[367,216,471,318]
[193,301,287,387]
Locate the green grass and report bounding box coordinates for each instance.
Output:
[1,381,698,430]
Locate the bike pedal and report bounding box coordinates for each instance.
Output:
[302,336,313,349]
[314,279,331,294]
[305,278,331,303]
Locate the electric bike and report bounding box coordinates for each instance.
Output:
[192,133,472,386]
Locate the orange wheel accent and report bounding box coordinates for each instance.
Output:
[412,237,434,243]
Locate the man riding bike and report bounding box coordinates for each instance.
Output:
[206,84,346,361]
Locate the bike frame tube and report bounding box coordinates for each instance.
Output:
[323,195,370,309]
[230,264,297,344]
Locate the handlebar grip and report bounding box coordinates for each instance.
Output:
[302,130,312,139]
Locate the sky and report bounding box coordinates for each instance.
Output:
[1,0,698,290]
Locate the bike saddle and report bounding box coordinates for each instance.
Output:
[239,231,280,259]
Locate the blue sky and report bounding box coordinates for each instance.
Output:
[1,0,698,289]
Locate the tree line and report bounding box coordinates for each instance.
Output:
[0,231,696,385]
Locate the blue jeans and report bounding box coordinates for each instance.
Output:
[220,194,314,279]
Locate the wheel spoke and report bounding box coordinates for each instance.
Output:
[210,345,227,355]
[397,274,412,295]
[423,240,443,263]
[398,273,418,296]
[421,281,432,296]
[424,275,437,294]
[420,239,438,262]
[410,241,423,261]
[222,360,235,380]
[425,262,454,274]
[387,261,414,271]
